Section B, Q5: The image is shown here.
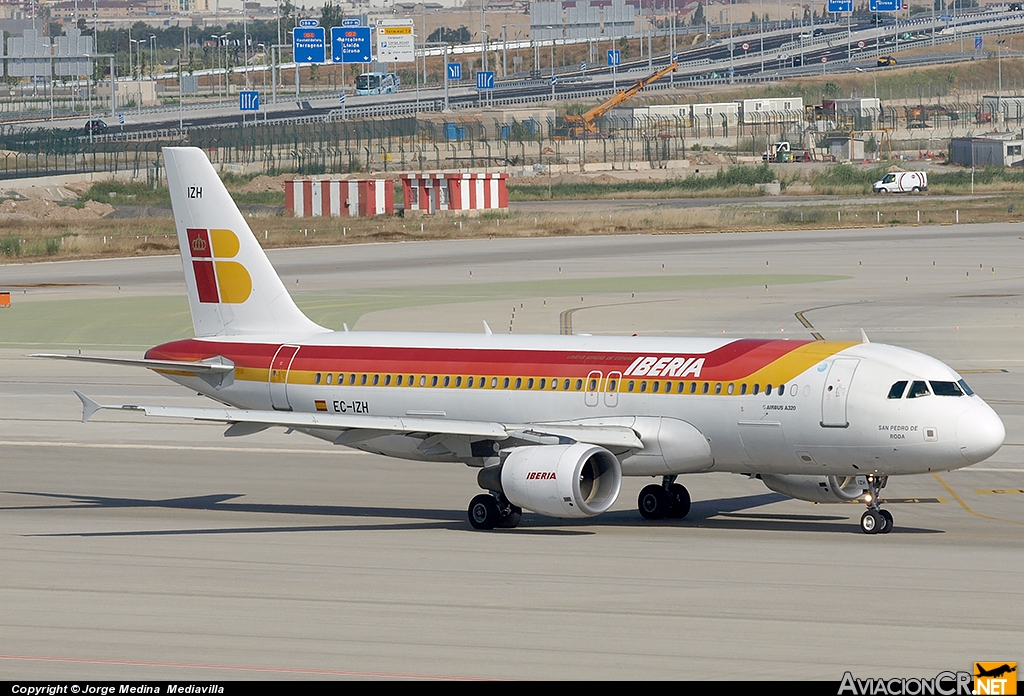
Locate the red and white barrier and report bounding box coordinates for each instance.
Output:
[285,179,395,218]
[401,173,509,214]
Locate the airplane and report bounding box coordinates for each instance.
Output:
[975,664,1016,679]
[35,147,1005,535]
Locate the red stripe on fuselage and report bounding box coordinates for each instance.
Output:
[146,338,813,381]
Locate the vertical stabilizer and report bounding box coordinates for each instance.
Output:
[163,147,326,337]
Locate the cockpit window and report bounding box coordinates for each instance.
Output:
[957,379,975,396]
[906,380,931,399]
[887,381,908,399]
[930,381,963,397]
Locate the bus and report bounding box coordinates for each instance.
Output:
[355,72,399,96]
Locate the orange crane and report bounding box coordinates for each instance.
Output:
[555,60,679,139]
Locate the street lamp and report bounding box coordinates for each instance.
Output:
[149,34,156,81]
[174,47,183,132]
[855,66,877,99]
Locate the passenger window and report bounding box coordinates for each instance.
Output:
[907,381,931,398]
[396,375,403,386]
[456,376,463,387]
[930,381,963,397]
[384,375,391,386]
[349,374,356,385]
[652,381,660,393]
[361,374,367,385]
[551,379,558,390]
[677,382,685,393]
[766,383,773,394]
[315,373,322,385]
[528,378,535,389]
[588,378,596,391]
[740,384,747,395]
[887,381,908,399]
[778,384,785,396]
[431,376,438,387]
[753,384,760,395]
[503,377,510,388]
[491,377,498,388]
[607,379,616,391]
[539,378,546,389]
[515,377,522,389]
[373,374,380,386]
[575,379,583,391]
[564,379,571,390]
[689,382,697,394]
[727,383,735,395]
[467,376,473,388]
[958,379,975,396]
[702,382,709,394]
[419,375,426,386]
[628,381,635,392]
[479,377,485,388]
[714,383,722,394]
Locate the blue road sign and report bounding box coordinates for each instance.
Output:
[448,62,462,80]
[294,26,326,64]
[117,112,125,125]
[550,75,557,86]
[476,70,495,89]
[607,49,621,66]
[580,61,587,71]
[339,93,346,104]
[299,19,318,27]
[239,91,260,111]
[331,26,371,63]
[869,0,899,11]
[342,18,360,27]
[827,0,853,12]
[975,36,983,50]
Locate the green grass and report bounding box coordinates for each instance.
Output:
[1,273,848,349]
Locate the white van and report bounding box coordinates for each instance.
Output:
[873,171,928,194]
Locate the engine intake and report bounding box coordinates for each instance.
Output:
[760,474,867,503]
[478,443,622,518]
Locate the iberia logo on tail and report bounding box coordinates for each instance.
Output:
[187,228,252,304]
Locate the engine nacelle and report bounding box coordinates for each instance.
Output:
[760,474,868,503]
[479,443,622,518]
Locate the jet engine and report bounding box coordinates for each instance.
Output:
[478,443,622,518]
[760,474,868,503]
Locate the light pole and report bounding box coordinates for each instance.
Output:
[175,47,182,132]
[855,67,877,100]
[149,34,156,81]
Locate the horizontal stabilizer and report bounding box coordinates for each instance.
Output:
[33,354,234,374]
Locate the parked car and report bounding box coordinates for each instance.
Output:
[873,171,928,194]
[84,119,108,135]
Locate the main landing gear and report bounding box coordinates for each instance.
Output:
[468,493,522,530]
[859,474,893,535]
[638,476,691,520]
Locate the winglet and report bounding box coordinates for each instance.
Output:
[860,328,870,344]
[483,320,492,335]
[75,390,103,423]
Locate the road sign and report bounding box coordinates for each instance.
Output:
[331,26,372,63]
[827,0,853,11]
[339,93,346,104]
[294,25,326,64]
[741,41,750,51]
[299,19,318,28]
[607,49,621,67]
[820,55,829,63]
[580,61,587,71]
[551,75,557,86]
[975,36,983,50]
[342,18,360,27]
[476,70,495,89]
[448,62,462,80]
[377,20,415,63]
[869,0,899,11]
[239,90,259,111]
[857,39,866,49]
[117,112,125,125]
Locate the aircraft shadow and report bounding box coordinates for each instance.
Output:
[4,490,942,536]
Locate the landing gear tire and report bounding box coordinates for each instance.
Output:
[666,483,691,519]
[638,484,671,520]
[861,509,882,535]
[879,509,893,534]
[497,505,523,529]
[468,494,502,530]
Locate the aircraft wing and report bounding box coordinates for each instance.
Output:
[74,392,643,451]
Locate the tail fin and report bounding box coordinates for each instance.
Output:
[163,147,326,338]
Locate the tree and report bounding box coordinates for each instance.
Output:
[320,1,345,30]
[427,26,471,44]
[691,3,705,27]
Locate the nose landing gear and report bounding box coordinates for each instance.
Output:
[859,474,892,535]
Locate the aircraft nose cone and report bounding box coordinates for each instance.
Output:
[957,405,1005,464]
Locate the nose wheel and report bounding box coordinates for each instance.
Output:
[859,475,892,535]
